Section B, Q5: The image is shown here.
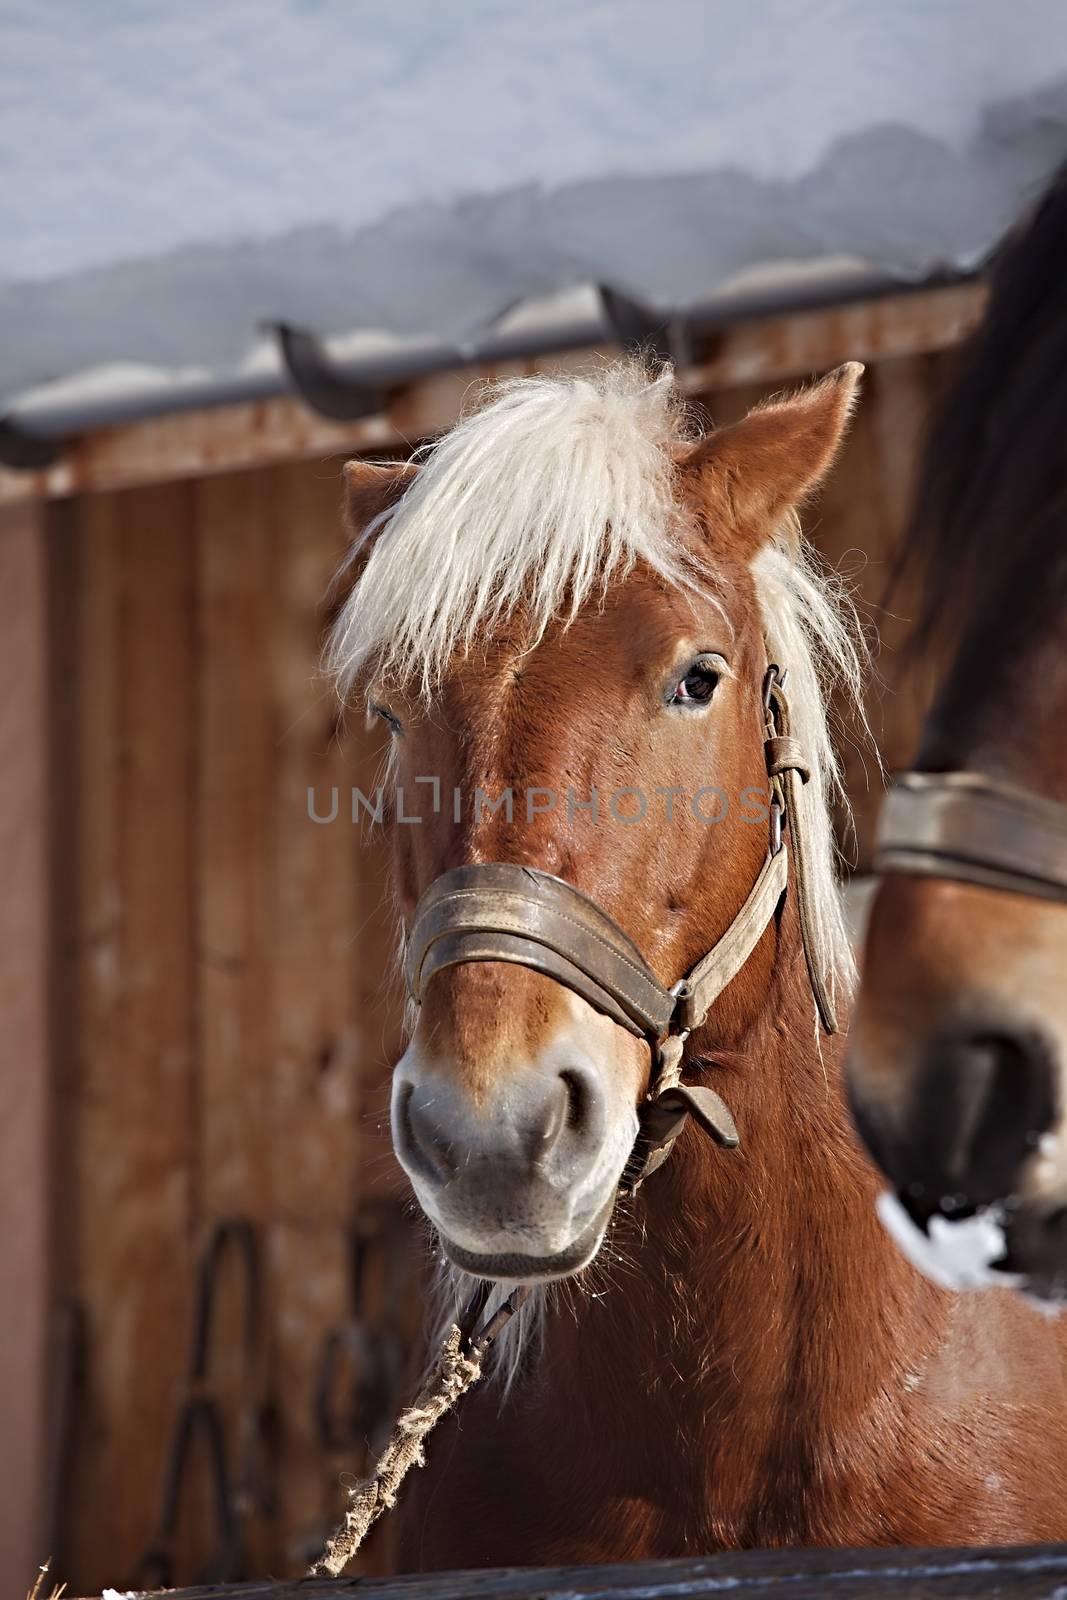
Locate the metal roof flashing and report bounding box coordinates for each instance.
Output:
[0,261,951,468]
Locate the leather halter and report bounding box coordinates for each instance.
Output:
[876,770,1067,905]
[402,667,838,1190]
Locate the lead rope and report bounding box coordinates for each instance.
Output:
[309,1285,530,1575]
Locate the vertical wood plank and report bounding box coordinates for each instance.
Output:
[347,724,408,1209]
[270,463,358,1229]
[64,489,119,1589]
[195,468,275,1214]
[810,352,949,864]
[268,461,358,1567]
[65,483,197,1591]
[0,500,52,1599]
[862,351,953,769]
[194,467,278,1574]
[804,359,906,866]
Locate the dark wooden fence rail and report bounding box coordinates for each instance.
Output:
[84,1545,1067,1600]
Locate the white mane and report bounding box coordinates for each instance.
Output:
[327,363,867,1379]
[325,364,695,697]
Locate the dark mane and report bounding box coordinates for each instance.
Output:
[903,159,1067,675]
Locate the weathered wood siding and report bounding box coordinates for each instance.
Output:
[53,350,951,1592]
[0,501,54,1600]
[57,463,406,1593]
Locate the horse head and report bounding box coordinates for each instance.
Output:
[327,362,861,1285]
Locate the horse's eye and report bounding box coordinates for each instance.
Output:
[669,661,719,707]
[370,701,403,734]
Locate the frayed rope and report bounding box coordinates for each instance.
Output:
[309,1321,486,1577]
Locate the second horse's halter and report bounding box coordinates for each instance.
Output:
[876,770,1067,906]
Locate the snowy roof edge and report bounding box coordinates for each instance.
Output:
[0,261,963,463]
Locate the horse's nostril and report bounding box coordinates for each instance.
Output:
[396,1080,456,1185]
[527,1071,598,1169]
[393,1058,609,1196]
[560,1069,590,1136]
[917,1025,1057,1210]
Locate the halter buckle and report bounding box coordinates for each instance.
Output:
[770,797,783,855]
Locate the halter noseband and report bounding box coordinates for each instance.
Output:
[403,667,837,1192]
[876,770,1067,905]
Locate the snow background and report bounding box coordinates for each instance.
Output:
[4,0,1067,404]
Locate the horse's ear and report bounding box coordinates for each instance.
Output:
[680,362,863,548]
[342,458,418,539]
[324,460,419,637]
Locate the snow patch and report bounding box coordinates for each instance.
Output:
[1035,1131,1062,1185]
[876,1190,1023,1291]
[1022,1289,1066,1319]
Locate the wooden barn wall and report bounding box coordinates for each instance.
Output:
[57,461,410,1594]
[53,350,949,1593]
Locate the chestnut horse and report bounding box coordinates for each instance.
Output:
[849,162,1067,1304]
[328,363,1067,1568]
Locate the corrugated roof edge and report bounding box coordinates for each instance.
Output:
[0,263,966,466]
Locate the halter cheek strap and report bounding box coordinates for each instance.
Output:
[765,675,839,1036]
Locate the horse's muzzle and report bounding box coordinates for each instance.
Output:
[391,1042,636,1282]
[850,1022,1058,1221]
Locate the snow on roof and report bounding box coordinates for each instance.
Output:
[4,0,1067,429]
